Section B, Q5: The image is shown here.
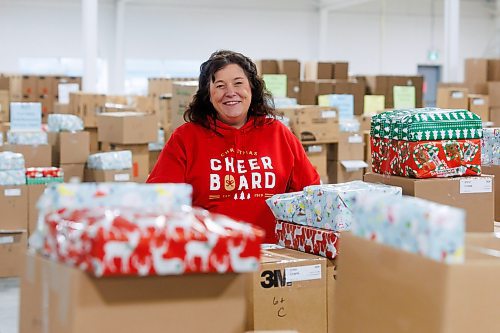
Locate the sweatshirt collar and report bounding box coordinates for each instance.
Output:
[210,116,258,135]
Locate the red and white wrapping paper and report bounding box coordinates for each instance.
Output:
[275,220,340,259]
[40,207,264,277]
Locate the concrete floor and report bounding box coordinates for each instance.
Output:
[0,278,19,333]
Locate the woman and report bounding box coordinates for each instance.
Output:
[147,50,320,243]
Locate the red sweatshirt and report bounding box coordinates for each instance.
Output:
[147,117,320,243]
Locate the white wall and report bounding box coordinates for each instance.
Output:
[0,0,496,88]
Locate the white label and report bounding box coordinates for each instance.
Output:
[321,110,337,119]
[472,98,485,106]
[348,135,363,143]
[307,145,323,153]
[4,188,21,196]
[285,264,322,282]
[460,177,492,194]
[341,160,369,172]
[114,173,130,181]
[451,91,464,99]
[58,83,80,104]
[0,236,14,245]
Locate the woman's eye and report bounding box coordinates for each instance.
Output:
[235,81,242,85]
[216,85,224,89]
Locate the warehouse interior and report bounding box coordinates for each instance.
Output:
[0,0,499,332]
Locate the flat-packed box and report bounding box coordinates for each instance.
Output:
[247,247,327,333]
[27,184,45,236]
[436,87,468,109]
[332,62,348,80]
[108,143,149,183]
[482,165,499,221]
[48,131,90,165]
[61,163,85,182]
[328,161,366,184]
[97,112,156,144]
[0,231,27,278]
[278,60,300,79]
[468,94,489,122]
[327,132,364,161]
[84,168,133,183]
[304,144,328,183]
[0,185,28,230]
[1,144,51,168]
[171,81,198,131]
[334,232,500,333]
[363,173,495,232]
[20,251,247,333]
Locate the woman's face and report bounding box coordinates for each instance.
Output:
[209,63,252,129]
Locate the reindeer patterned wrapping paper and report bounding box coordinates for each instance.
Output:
[47,114,84,132]
[87,150,133,170]
[39,207,263,277]
[351,193,466,264]
[301,181,402,232]
[265,191,307,225]
[275,220,340,259]
[481,128,500,166]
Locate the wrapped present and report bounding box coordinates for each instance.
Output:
[302,181,402,231]
[7,130,48,145]
[339,118,360,132]
[351,193,465,263]
[265,191,306,224]
[371,108,482,141]
[481,128,500,166]
[371,137,482,177]
[38,206,263,277]
[25,167,64,185]
[0,151,25,170]
[275,220,340,259]
[0,170,26,186]
[47,114,84,132]
[87,150,132,170]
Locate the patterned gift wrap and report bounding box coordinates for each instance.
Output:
[481,128,500,166]
[371,108,482,141]
[351,193,465,264]
[275,220,340,259]
[371,137,481,178]
[0,170,26,186]
[26,167,64,185]
[265,191,307,225]
[0,151,25,170]
[301,181,402,231]
[47,114,84,132]
[87,150,132,170]
[39,207,264,277]
[7,130,48,145]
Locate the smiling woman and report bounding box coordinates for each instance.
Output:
[147,50,320,244]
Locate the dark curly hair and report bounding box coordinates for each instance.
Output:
[184,50,276,129]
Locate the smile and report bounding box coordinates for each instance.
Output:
[223,101,241,105]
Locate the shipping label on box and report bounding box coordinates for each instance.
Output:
[263,74,287,98]
[393,86,416,108]
[0,231,27,278]
[0,185,28,230]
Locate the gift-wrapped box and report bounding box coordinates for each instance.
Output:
[482,127,500,166]
[39,206,263,277]
[25,167,64,185]
[275,220,340,259]
[0,170,26,186]
[47,114,84,132]
[351,193,465,263]
[7,130,48,145]
[0,151,25,170]
[87,150,132,170]
[302,181,402,231]
[265,191,306,225]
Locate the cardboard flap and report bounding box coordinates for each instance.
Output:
[341,160,368,172]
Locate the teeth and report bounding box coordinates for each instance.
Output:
[224,101,239,105]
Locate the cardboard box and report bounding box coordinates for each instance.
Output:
[334,232,500,333]
[61,163,85,182]
[158,94,172,130]
[488,59,500,81]
[286,106,339,143]
[490,106,500,126]
[468,94,489,122]
[327,132,364,161]
[363,173,495,232]
[304,144,328,183]
[365,75,423,108]
[286,79,300,99]
[326,259,337,333]
[0,74,22,100]
[332,62,348,80]
[298,81,317,105]
[37,76,54,98]
[0,89,9,122]
[22,75,38,98]
[278,60,300,79]
[69,92,106,128]
[148,78,174,98]
[482,165,499,221]
[487,81,500,107]
[247,247,327,333]
[86,127,99,153]
[149,150,161,173]
[108,143,149,183]
[0,185,28,230]
[48,131,90,165]
[0,231,27,278]
[170,81,197,131]
[328,160,366,184]
[0,144,51,168]
[20,251,247,333]
[305,62,333,80]
[53,102,70,114]
[97,112,157,144]
[436,87,468,109]
[465,58,488,94]
[332,79,365,116]
[84,168,133,183]
[27,184,45,236]
[257,60,279,75]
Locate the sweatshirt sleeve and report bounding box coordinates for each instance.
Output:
[146,129,187,183]
[285,127,321,192]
